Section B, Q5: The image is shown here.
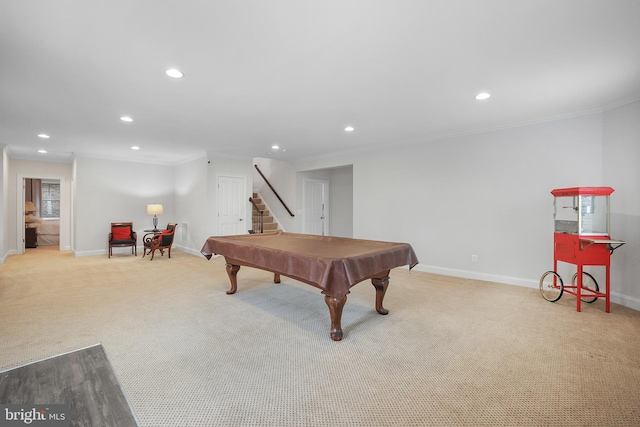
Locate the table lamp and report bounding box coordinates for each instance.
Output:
[146,204,163,232]
[25,201,37,227]
[25,201,37,214]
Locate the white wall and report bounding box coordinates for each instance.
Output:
[295,113,607,289]
[73,156,174,255]
[253,157,297,232]
[174,155,209,255]
[328,165,353,238]
[0,147,7,262]
[357,114,603,283]
[603,100,640,308]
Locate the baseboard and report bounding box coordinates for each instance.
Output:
[411,264,639,312]
[173,244,204,258]
[73,249,108,257]
[75,245,143,258]
[611,293,640,311]
[0,249,18,264]
[74,245,205,258]
[412,264,538,289]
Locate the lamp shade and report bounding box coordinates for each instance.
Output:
[146,204,164,215]
[25,201,37,213]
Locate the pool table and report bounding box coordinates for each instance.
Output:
[201,232,418,340]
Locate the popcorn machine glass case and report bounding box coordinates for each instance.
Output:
[540,187,625,312]
[553,188,610,236]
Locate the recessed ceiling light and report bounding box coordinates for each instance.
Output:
[120,116,133,122]
[38,134,50,139]
[475,92,491,100]
[271,145,280,150]
[345,126,355,132]
[131,146,140,150]
[165,68,184,78]
[38,149,47,154]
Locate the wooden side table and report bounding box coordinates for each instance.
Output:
[25,227,37,248]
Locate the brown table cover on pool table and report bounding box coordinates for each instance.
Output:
[201,232,418,299]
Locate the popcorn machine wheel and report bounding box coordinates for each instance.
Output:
[539,187,625,312]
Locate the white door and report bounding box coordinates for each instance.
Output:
[304,179,329,235]
[218,175,246,235]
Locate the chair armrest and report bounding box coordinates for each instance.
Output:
[143,233,161,246]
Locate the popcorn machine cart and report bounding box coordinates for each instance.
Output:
[539,187,625,312]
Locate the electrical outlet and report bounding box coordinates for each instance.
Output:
[471,254,478,263]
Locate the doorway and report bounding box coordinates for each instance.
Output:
[217,174,246,235]
[17,175,67,253]
[303,179,329,236]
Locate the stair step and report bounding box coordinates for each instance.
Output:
[254,213,270,220]
[251,192,279,232]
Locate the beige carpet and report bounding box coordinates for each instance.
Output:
[1,245,640,426]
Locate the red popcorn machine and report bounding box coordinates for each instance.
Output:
[539,187,625,312]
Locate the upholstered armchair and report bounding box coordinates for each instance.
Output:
[142,223,177,260]
[108,222,137,258]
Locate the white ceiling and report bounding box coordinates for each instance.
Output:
[2,0,639,164]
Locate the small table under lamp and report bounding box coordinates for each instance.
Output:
[146,204,163,232]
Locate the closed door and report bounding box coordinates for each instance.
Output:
[218,175,246,235]
[304,179,328,236]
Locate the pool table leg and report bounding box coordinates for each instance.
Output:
[225,263,240,295]
[371,273,390,315]
[324,295,347,341]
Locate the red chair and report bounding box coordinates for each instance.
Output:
[108,222,137,258]
[142,223,177,260]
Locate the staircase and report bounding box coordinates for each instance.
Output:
[249,193,279,233]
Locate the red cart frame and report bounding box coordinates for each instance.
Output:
[541,187,625,312]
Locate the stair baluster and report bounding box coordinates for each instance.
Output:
[249,193,279,234]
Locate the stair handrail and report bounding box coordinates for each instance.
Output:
[254,165,295,217]
[248,197,264,234]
